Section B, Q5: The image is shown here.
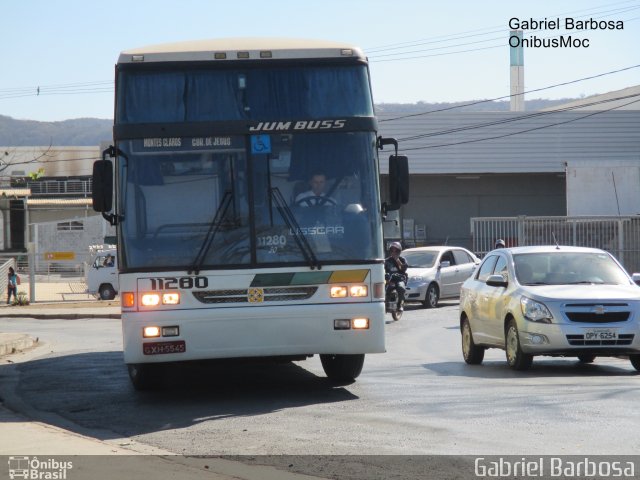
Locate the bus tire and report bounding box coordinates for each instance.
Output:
[320,354,364,383]
[128,364,161,390]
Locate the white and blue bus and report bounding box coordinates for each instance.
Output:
[92,38,408,389]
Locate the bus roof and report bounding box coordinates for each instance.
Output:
[118,38,366,64]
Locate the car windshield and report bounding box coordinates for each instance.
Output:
[513,251,631,285]
[403,251,438,268]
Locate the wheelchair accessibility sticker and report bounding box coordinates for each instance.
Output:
[251,135,271,154]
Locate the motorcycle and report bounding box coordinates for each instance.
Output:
[385,273,406,321]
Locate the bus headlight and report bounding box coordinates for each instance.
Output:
[162,293,180,305]
[349,285,368,297]
[141,293,160,306]
[352,318,369,329]
[143,326,161,337]
[330,286,348,298]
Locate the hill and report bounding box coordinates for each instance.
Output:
[0,98,576,145]
[0,115,112,146]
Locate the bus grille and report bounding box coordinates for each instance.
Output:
[192,286,318,304]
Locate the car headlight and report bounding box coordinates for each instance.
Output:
[410,276,425,282]
[520,296,553,324]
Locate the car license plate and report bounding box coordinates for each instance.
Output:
[583,328,618,341]
[143,340,186,355]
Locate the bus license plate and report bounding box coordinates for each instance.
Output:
[143,341,186,355]
[584,328,618,341]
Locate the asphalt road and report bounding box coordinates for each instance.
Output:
[1,301,639,478]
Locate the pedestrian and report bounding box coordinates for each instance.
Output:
[494,239,506,249]
[7,267,17,305]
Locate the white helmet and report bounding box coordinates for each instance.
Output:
[389,241,402,252]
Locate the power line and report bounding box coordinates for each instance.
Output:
[366,0,640,52]
[368,8,640,62]
[379,63,640,122]
[400,97,640,151]
[0,87,113,101]
[369,5,640,59]
[0,80,113,94]
[366,0,640,55]
[397,92,640,141]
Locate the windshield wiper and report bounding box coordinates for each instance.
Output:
[188,191,233,275]
[270,187,320,270]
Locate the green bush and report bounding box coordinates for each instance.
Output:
[12,291,30,306]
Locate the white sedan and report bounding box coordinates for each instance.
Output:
[459,245,640,371]
[403,246,480,308]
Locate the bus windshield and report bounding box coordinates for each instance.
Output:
[118,131,382,270]
[116,64,373,123]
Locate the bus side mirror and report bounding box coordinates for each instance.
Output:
[387,154,409,211]
[92,159,113,212]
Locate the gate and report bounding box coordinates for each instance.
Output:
[471,215,640,274]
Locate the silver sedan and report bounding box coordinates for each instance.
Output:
[404,246,480,308]
[459,245,640,371]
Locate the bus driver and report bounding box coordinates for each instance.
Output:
[294,172,337,207]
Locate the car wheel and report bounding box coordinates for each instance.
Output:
[505,320,533,370]
[99,284,116,300]
[422,284,439,308]
[461,318,484,365]
[630,354,640,372]
[320,354,364,383]
[577,354,596,364]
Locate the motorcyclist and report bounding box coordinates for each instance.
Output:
[494,239,506,249]
[384,241,408,311]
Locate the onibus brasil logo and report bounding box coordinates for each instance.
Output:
[8,457,73,479]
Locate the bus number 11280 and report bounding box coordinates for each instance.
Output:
[149,277,208,290]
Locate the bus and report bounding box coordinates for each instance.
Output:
[92,38,408,389]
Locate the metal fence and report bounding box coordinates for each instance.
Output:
[471,215,640,274]
[1,252,95,303]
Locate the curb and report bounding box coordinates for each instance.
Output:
[0,333,37,356]
[0,312,121,320]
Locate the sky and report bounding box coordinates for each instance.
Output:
[1,0,638,121]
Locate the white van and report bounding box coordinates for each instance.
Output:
[86,247,119,300]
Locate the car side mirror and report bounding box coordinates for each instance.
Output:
[632,273,640,286]
[486,274,508,287]
[440,260,451,269]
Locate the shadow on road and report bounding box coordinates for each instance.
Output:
[4,351,358,441]
[423,358,640,378]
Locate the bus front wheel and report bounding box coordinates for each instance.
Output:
[127,364,161,390]
[320,354,364,383]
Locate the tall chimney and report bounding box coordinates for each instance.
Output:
[510,30,524,111]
